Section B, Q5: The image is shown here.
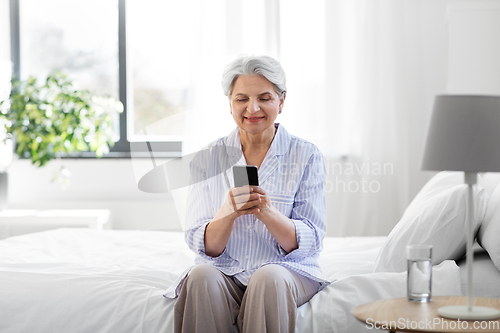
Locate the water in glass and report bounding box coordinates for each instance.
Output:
[407,259,432,302]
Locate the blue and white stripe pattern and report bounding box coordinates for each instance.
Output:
[164,124,329,298]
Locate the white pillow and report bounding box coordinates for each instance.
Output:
[481,173,500,198]
[477,172,500,271]
[373,171,488,273]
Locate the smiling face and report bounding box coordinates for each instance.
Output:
[229,75,285,136]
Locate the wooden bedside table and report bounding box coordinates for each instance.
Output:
[0,209,111,239]
[352,296,500,332]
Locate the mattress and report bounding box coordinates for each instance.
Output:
[0,228,464,333]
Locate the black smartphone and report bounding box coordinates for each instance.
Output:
[233,165,259,187]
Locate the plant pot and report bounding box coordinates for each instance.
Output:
[0,172,7,211]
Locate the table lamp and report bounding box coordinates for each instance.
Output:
[421,95,500,320]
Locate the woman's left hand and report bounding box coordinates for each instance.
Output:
[250,186,275,217]
[250,186,298,253]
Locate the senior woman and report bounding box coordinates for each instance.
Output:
[164,55,328,333]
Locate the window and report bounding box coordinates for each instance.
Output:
[19,0,119,100]
[10,0,183,157]
[127,0,197,143]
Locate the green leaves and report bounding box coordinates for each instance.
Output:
[0,71,123,167]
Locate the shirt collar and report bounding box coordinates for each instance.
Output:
[225,123,291,157]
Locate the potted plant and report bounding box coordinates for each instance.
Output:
[0,71,123,209]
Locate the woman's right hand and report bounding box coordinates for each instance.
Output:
[205,186,261,257]
[223,186,261,218]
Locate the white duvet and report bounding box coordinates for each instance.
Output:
[0,229,462,333]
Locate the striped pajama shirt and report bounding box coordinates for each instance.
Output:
[164,123,330,299]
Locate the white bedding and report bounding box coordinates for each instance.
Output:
[0,228,462,333]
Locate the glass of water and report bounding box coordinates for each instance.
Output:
[406,245,432,302]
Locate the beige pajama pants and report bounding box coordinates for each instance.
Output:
[174,264,320,333]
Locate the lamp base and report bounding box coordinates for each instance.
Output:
[438,305,500,320]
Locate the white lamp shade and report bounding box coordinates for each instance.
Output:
[421,95,500,172]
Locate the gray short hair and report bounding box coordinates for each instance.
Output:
[221,55,287,98]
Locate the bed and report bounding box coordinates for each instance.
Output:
[1,171,499,333]
[0,228,463,333]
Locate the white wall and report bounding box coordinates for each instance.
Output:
[396,0,500,234]
[447,1,500,95]
[7,158,183,231]
[393,0,499,204]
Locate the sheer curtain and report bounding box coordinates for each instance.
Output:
[317,1,427,236]
[181,0,431,236]
[182,0,281,154]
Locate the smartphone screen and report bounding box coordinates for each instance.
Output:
[233,165,259,187]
